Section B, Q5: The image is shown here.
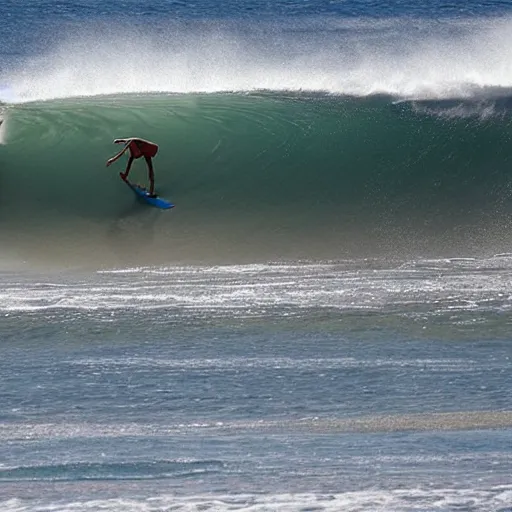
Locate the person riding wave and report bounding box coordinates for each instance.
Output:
[107,138,159,197]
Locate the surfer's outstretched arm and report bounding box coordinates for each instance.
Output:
[106,142,130,167]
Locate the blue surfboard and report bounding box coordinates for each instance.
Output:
[120,174,174,210]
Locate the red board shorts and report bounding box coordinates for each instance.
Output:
[129,140,159,159]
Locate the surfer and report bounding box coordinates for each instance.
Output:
[106,138,158,196]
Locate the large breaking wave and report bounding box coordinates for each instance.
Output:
[2,16,512,268]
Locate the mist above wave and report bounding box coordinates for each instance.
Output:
[3,16,512,102]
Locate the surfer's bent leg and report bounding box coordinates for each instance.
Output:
[144,156,155,196]
[121,156,135,180]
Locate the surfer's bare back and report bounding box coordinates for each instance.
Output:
[107,138,159,196]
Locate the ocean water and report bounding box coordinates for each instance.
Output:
[2,1,512,511]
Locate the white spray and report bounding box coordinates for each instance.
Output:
[3,16,512,103]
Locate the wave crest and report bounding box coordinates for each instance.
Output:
[4,17,512,102]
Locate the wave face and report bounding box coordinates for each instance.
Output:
[1,92,512,267]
